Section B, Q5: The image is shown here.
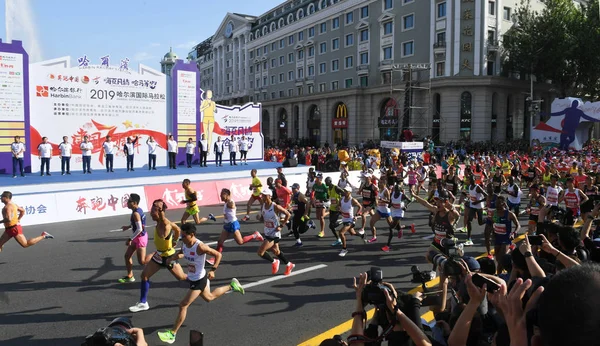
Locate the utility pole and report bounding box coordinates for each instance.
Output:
[526,71,543,142]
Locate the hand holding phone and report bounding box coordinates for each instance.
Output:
[527,235,543,246]
[471,273,500,293]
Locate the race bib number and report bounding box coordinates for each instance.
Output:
[342,212,351,218]
[152,252,162,262]
[188,263,197,274]
[330,198,337,205]
[291,204,298,210]
[315,201,324,207]
[265,221,275,228]
[392,203,401,209]
[470,196,477,202]
[494,224,507,235]
[362,191,371,198]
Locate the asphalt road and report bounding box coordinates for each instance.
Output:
[0,195,502,346]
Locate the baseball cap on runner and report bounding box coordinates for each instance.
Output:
[291,183,301,189]
[344,185,353,192]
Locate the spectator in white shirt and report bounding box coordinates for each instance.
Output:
[239,136,249,165]
[80,135,93,174]
[58,136,72,175]
[198,134,209,167]
[167,134,178,169]
[146,136,158,170]
[11,135,25,178]
[102,135,116,173]
[37,137,53,176]
[229,134,239,166]
[213,136,224,167]
[123,136,139,172]
[185,138,196,168]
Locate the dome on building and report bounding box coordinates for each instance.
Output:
[163,47,178,60]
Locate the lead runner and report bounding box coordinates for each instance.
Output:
[0,191,53,253]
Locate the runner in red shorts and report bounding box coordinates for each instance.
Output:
[0,191,53,252]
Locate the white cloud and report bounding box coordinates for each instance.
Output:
[133,51,157,62]
[175,41,197,49]
[149,42,161,47]
[5,0,43,62]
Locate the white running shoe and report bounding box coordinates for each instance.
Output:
[339,249,348,257]
[129,302,149,313]
[464,239,474,246]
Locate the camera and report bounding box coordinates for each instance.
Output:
[82,317,135,346]
[361,267,393,309]
[410,265,436,284]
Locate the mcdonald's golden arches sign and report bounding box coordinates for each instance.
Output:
[332,103,348,129]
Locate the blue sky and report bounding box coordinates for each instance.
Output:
[1,0,281,67]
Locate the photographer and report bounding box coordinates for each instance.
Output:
[115,328,148,346]
[580,203,600,262]
[347,272,432,346]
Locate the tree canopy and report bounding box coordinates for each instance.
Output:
[502,0,600,100]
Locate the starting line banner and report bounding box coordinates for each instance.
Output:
[380,141,424,152]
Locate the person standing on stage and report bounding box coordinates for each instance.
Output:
[213,136,224,167]
[229,135,239,166]
[243,169,263,222]
[0,191,53,253]
[257,191,295,275]
[118,193,149,283]
[167,134,178,169]
[146,136,158,170]
[124,136,139,171]
[185,138,195,168]
[103,135,116,173]
[37,136,53,176]
[239,135,249,165]
[80,135,93,174]
[157,223,245,345]
[180,179,216,225]
[58,136,72,175]
[11,135,25,178]
[198,134,208,167]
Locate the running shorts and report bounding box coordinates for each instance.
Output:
[263,235,281,243]
[131,232,148,249]
[3,224,22,238]
[223,221,240,233]
[186,205,199,216]
[377,210,391,218]
[494,233,512,246]
[151,251,177,268]
[189,274,209,291]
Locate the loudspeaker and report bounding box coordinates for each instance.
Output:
[283,158,298,167]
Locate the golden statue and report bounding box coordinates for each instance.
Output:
[200,90,217,150]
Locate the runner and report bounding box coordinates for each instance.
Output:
[256,191,295,275]
[180,179,216,225]
[483,183,498,258]
[543,174,562,222]
[369,180,393,243]
[213,188,263,257]
[242,169,262,221]
[338,186,366,257]
[381,184,415,253]
[157,223,245,344]
[129,199,188,312]
[358,175,378,236]
[289,183,310,247]
[306,169,316,217]
[326,176,345,246]
[559,177,588,225]
[526,184,546,235]
[492,195,520,272]
[312,173,329,238]
[0,191,53,253]
[118,193,149,283]
[505,176,522,215]
[465,175,487,246]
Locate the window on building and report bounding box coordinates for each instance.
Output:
[271,42,276,51]
[345,56,354,68]
[308,84,314,93]
[487,61,495,76]
[288,70,294,80]
[288,35,294,45]
[309,46,315,56]
[263,76,267,85]
[332,38,340,50]
[309,27,315,37]
[288,52,294,62]
[345,78,353,88]
[250,51,254,59]
[271,75,275,84]
[332,59,339,71]
[298,67,304,78]
[403,14,414,30]
[320,42,327,54]
[360,29,369,41]
[345,33,354,46]
[332,81,339,90]
[256,64,260,72]
[298,31,304,41]
[263,61,268,69]
[308,65,315,76]
[360,75,369,87]
[256,48,261,56]
[437,2,446,18]
[271,59,276,68]
[279,73,284,82]
[332,17,340,29]
[298,49,305,59]
[320,22,327,34]
[346,12,354,24]
[319,83,326,92]
[288,89,293,97]
[279,56,284,65]
[280,39,285,48]
[384,0,393,10]
[250,80,254,88]
[360,6,369,18]
[298,86,304,95]
[436,31,446,44]
[488,30,496,43]
[488,1,495,15]
[460,91,472,140]
[384,21,393,35]
[264,45,269,54]
[402,41,414,56]
[226,60,230,68]
[360,52,369,64]
[436,62,445,76]
[256,78,260,88]
[503,7,511,20]
[279,90,285,97]
[383,46,393,60]
[403,0,414,3]
[272,92,277,99]
[319,62,326,74]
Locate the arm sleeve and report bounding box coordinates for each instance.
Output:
[130,223,144,240]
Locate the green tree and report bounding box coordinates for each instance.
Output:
[502,0,600,100]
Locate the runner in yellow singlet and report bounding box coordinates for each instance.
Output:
[180,179,216,225]
[243,169,263,221]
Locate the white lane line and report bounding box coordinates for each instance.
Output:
[173,239,235,251]
[422,234,435,240]
[242,264,328,290]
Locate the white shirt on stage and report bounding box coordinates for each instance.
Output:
[199,139,208,152]
[186,142,195,154]
[59,142,72,157]
[103,141,116,155]
[11,142,25,158]
[229,140,239,153]
[168,139,178,153]
[239,139,249,151]
[38,143,53,158]
[147,141,157,155]
[80,142,93,156]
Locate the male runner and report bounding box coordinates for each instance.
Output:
[289,183,310,247]
[180,179,216,225]
[382,184,415,253]
[129,199,188,312]
[338,185,365,257]
[242,169,262,221]
[118,193,149,283]
[214,188,263,255]
[465,176,487,246]
[256,191,295,275]
[326,177,345,246]
[312,173,329,238]
[526,184,546,235]
[0,191,53,252]
[358,175,378,236]
[157,223,245,344]
[492,195,520,272]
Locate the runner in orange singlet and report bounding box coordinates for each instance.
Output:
[0,191,54,252]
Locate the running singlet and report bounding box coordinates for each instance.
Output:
[528,167,536,178]
[492,175,503,193]
[563,189,581,215]
[487,194,498,218]
[502,162,512,176]
[130,207,147,237]
[3,204,19,228]
[507,184,521,204]
[377,189,391,214]
[154,228,175,257]
[361,184,377,206]
[262,203,281,238]
[307,178,315,192]
[252,177,262,196]
[390,193,405,218]
[469,185,485,209]
[224,203,237,223]
[542,173,552,184]
[408,171,418,185]
[433,212,454,244]
[313,182,328,207]
[185,190,197,208]
[529,197,542,217]
[473,171,483,185]
[493,210,512,236]
[183,239,207,281]
[328,186,341,212]
[291,192,306,215]
[338,179,349,189]
[445,176,458,195]
[546,186,561,206]
[340,197,354,222]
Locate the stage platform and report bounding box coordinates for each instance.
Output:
[2,161,309,195]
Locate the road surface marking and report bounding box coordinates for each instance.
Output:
[243,264,328,290]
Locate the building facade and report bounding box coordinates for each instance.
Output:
[189,0,555,145]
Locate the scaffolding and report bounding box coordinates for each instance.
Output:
[387,63,434,141]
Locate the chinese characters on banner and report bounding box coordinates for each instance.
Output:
[0,52,25,121]
[461,0,475,71]
[143,181,221,211]
[57,187,148,220]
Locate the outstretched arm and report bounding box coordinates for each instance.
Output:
[581,113,600,122]
[547,109,566,117]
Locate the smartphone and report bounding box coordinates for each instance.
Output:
[421,294,442,306]
[190,330,204,346]
[527,235,543,246]
[472,273,500,293]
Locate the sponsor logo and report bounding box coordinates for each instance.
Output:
[36,85,49,97]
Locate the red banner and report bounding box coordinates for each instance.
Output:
[143,181,221,211]
[214,178,254,203]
